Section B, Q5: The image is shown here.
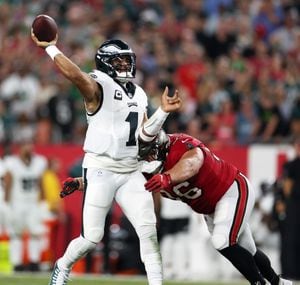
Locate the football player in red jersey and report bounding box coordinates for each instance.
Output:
[60,130,293,285]
[138,131,293,285]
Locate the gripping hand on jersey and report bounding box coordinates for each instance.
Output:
[161,87,182,113]
[145,173,173,193]
[60,177,81,198]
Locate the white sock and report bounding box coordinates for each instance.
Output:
[9,237,23,266]
[143,252,163,285]
[28,237,41,263]
[57,236,96,270]
[138,225,163,285]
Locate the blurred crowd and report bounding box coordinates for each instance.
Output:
[0,0,299,147]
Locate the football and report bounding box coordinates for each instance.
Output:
[31,14,57,42]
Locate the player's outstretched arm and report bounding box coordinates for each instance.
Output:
[31,30,100,113]
[139,86,182,142]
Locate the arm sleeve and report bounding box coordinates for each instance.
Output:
[139,107,169,142]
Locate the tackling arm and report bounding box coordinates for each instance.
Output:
[144,148,204,193]
[166,147,204,184]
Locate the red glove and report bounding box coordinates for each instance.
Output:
[60,177,80,198]
[145,173,173,193]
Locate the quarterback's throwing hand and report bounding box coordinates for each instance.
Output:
[31,14,58,48]
[31,29,58,48]
[144,173,173,193]
[60,177,80,198]
[161,86,182,113]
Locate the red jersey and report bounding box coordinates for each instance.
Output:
[162,134,239,214]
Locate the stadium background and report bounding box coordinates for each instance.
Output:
[0,0,300,283]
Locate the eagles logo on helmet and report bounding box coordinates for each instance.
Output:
[95,39,136,82]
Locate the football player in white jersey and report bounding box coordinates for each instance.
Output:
[4,141,47,272]
[32,26,181,284]
[0,158,10,236]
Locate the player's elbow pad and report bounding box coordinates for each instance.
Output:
[139,107,169,142]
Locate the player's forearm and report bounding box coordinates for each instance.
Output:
[139,107,169,142]
[54,54,88,85]
[166,160,198,184]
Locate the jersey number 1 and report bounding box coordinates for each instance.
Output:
[125,112,138,146]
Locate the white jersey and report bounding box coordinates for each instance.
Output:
[5,154,47,205]
[83,70,148,172]
[0,159,7,202]
[0,159,9,234]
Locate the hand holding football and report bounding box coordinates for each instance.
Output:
[31,14,57,42]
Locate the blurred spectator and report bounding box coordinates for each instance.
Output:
[0,0,299,146]
[11,113,36,144]
[252,0,284,41]
[290,97,300,140]
[209,57,231,112]
[253,92,280,143]
[249,40,271,80]
[174,39,206,101]
[184,117,204,141]
[0,101,10,143]
[0,63,40,120]
[212,98,236,145]
[288,28,300,66]
[269,8,299,53]
[272,83,292,141]
[47,80,76,143]
[41,157,66,267]
[42,157,64,220]
[236,97,258,145]
[195,76,215,141]
[205,17,237,60]
[280,137,300,280]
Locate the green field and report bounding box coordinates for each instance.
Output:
[0,273,250,285]
[1,274,299,285]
